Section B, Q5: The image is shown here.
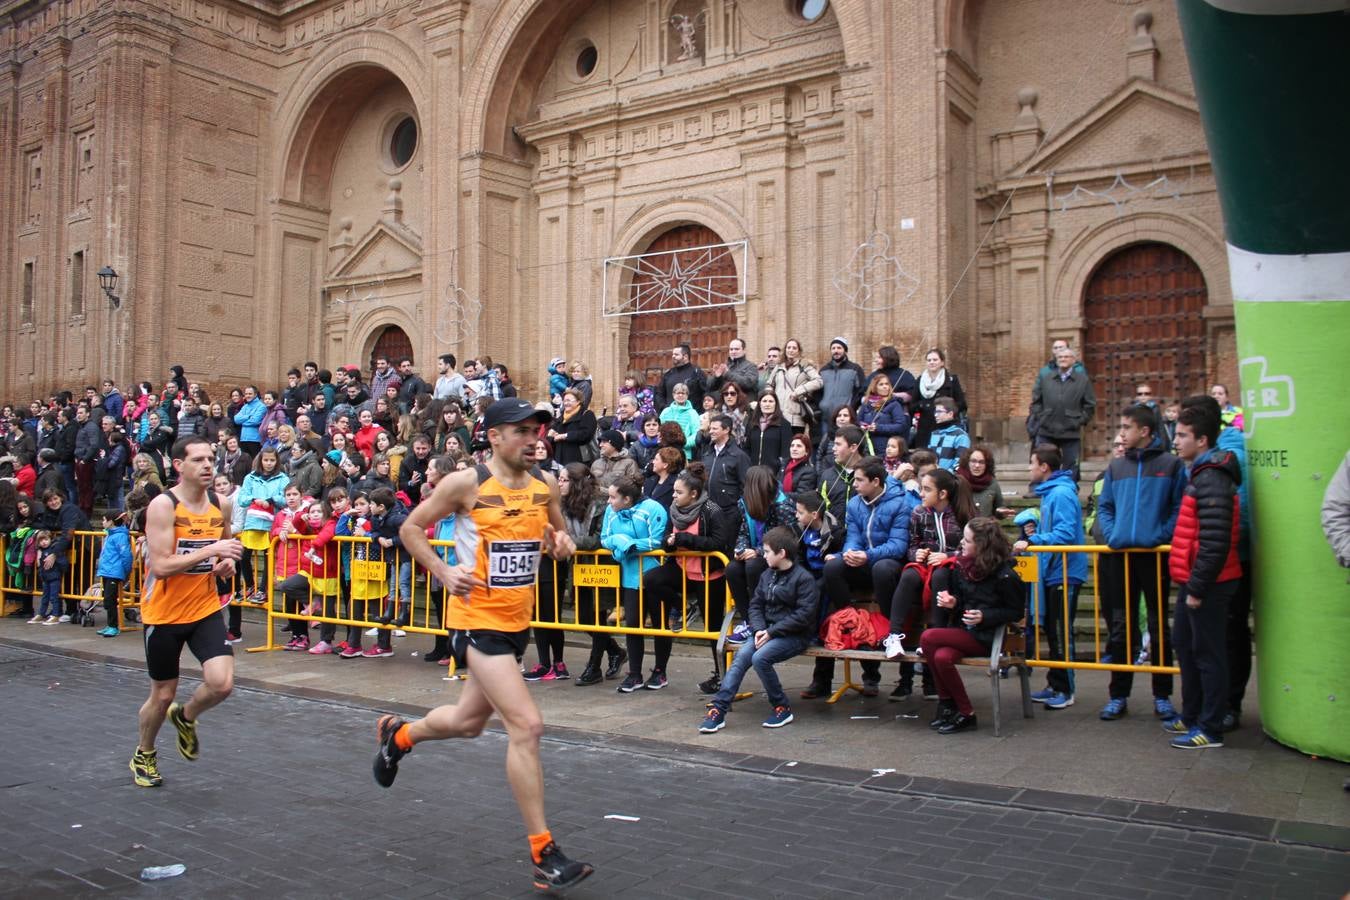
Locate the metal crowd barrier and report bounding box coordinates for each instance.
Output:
[0,530,147,630]
[1018,544,1179,676]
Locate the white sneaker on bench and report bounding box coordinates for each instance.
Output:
[883,633,907,660]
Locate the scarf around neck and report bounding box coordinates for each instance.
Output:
[669,494,708,531]
[957,464,993,493]
[919,369,947,400]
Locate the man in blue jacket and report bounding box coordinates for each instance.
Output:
[1015,445,1087,709]
[1096,404,1186,721]
[802,456,911,699]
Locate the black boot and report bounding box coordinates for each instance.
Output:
[605,648,628,680]
[938,712,978,734]
[929,701,957,729]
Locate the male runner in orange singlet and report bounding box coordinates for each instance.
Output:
[375,399,593,892]
[131,435,243,787]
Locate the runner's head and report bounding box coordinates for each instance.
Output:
[483,399,553,472]
[171,436,215,488]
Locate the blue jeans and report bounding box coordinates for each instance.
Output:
[388,558,412,603]
[40,579,63,617]
[712,633,810,712]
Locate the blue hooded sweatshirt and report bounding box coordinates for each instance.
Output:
[1027,469,1086,586]
[600,498,668,588]
[95,524,134,581]
[842,480,911,563]
[1098,432,1186,550]
[547,361,571,400]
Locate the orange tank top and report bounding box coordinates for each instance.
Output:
[142,491,225,625]
[447,465,551,632]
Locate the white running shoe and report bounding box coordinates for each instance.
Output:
[883,633,907,660]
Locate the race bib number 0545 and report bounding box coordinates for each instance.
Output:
[176,538,215,576]
[488,540,540,588]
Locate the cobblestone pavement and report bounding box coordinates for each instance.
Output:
[2,646,1347,899]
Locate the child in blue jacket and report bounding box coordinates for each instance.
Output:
[1014,447,1086,707]
[601,475,669,692]
[95,512,135,636]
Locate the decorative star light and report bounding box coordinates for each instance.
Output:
[603,239,747,317]
[832,231,919,312]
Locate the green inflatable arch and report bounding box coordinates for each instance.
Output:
[1177,0,1350,760]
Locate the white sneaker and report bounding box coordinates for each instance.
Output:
[883,633,908,660]
[365,627,379,637]
[392,629,406,637]
[43,615,60,625]
[27,615,43,624]
[57,614,72,623]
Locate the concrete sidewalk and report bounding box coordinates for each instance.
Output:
[4,611,1346,835]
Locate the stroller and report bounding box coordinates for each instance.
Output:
[76,582,104,627]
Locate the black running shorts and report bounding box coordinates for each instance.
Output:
[448,628,530,670]
[143,612,233,682]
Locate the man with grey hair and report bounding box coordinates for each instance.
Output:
[1029,346,1096,478]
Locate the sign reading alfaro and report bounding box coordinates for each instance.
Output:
[1013,555,1040,584]
[572,564,620,589]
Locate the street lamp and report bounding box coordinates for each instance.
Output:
[97,265,121,308]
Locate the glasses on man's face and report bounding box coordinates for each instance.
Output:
[1136,391,1152,397]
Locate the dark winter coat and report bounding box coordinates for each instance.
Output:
[552,410,597,467]
[744,419,795,475]
[914,372,968,449]
[748,562,819,639]
[1169,449,1242,596]
[949,560,1025,649]
[906,503,963,562]
[699,441,750,513]
[1029,366,1096,441]
[655,362,707,412]
[1098,435,1186,549]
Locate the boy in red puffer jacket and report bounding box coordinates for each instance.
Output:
[1164,399,1242,750]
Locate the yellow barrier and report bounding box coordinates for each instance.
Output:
[1019,544,1179,676]
[0,530,146,629]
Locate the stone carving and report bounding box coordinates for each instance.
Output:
[670,12,705,61]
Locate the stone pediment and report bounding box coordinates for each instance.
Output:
[1020,80,1205,175]
[329,221,422,282]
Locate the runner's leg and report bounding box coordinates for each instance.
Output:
[138,678,178,751]
[183,654,234,722]
[458,647,549,834]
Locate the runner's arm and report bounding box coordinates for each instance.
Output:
[144,493,242,578]
[400,467,474,584]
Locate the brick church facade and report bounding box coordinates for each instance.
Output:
[1,0,1235,446]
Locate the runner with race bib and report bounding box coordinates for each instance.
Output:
[370,399,594,892]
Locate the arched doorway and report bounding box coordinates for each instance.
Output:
[626,224,739,383]
[370,325,413,376]
[1083,242,1208,448]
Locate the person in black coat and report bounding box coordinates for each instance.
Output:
[779,432,819,496]
[744,391,795,476]
[919,517,1024,734]
[98,430,130,512]
[913,349,968,450]
[642,462,737,692]
[545,389,597,467]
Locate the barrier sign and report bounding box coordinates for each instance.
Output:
[1013,555,1039,583]
[573,564,620,589]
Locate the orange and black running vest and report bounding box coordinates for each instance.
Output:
[142,490,225,625]
[448,465,551,632]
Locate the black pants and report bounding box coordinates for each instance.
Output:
[643,562,722,673]
[621,587,671,677]
[1103,552,1174,700]
[1174,581,1236,738]
[102,577,122,629]
[534,558,568,668]
[575,570,622,672]
[1226,569,1253,715]
[1042,582,1081,696]
[811,556,903,688]
[725,555,768,622]
[278,574,312,639]
[428,585,450,656]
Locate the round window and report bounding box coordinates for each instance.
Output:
[389,116,417,168]
[795,0,829,22]
[576,43,598,79]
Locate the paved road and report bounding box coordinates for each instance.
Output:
[2,646,1346,899]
